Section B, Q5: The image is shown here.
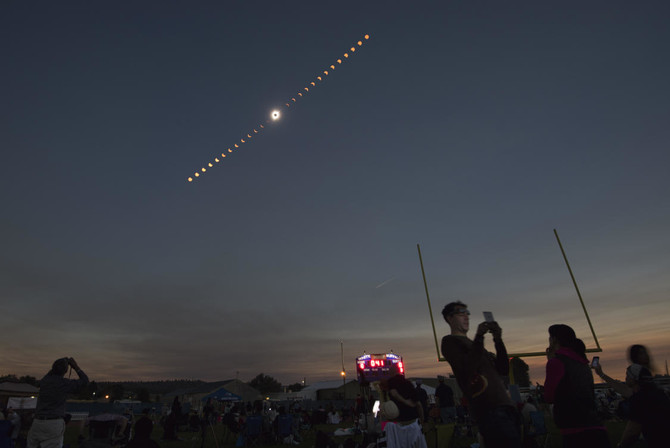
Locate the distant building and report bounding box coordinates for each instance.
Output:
[162,379,262,409]
[0,381,39,408]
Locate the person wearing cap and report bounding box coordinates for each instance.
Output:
[617,362,670,448]
[27,357,89,448]
[440,301,520,448]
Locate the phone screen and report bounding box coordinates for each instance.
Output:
[483,311,494,323]
[591,356,600,367]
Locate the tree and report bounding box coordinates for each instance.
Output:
[110,384,125,402]
[510,357,530,387]
[286,382,305,392]
[19,375,39,386]
[248,373,282,394]
[77,380,98,400]
[137,387,151,403]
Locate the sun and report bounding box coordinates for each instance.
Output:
[186,33,371,182]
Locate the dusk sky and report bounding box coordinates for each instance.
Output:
[2,1,669,387]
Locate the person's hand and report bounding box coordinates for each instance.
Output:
[546,346,556,359]
[592,364,604,377]
[488,321,502,339]
[476,322,489,337]
[68,358,80,370]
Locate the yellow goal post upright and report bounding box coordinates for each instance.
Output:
[418,228,602,363]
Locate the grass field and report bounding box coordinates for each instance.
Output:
[63,417,639,448]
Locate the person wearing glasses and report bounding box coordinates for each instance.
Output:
[441,301,520,448]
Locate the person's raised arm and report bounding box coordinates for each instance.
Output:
[471,322,489,353]
[67,357,89,389]
[593,364,632,398]
[488,322,509,375]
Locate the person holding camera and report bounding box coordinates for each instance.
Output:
[27,357,89,448]
[440,301,520,448]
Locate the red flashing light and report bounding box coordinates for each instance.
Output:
[398,361,404,374]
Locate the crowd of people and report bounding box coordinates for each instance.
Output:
[4,303,670,448]
[440,300,670,448]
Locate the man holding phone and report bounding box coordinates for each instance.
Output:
[441,301,520,448]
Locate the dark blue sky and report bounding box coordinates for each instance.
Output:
[2,1,669,384]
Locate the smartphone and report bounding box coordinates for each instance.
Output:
[483,311,494,323]
[591,356,600,367]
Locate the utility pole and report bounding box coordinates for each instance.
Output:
[340,340,346,387]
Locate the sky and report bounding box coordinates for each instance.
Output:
[2,1,669,387]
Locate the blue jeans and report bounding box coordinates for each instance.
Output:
[477,405,521,448]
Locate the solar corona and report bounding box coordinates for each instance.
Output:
[187,34,371,183]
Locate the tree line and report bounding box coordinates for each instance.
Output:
[1,373,304,402]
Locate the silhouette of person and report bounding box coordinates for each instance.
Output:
[441,301,520,448]
[544,324,610,448]
[27,358,89,448]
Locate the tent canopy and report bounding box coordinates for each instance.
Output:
[202,388,241,402]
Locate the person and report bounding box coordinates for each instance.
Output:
[162,396,182,440]
[592,344,653,399]
[27,357,89,448]
[6,409,21,448]
[440,301,520,448]
[617,362,670,448]
[518,396,538,445]
[326,410,340,424]
[434,376,456,423]
[126,409,160,448]
[543,324,610,448]
[380,375,426,448]
[414,379,429,422]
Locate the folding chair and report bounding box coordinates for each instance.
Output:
[81,420,118,448]
[0,421,11,448]
[526,411,550,448]
[245,415,263,447]
[277,414,294,444]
